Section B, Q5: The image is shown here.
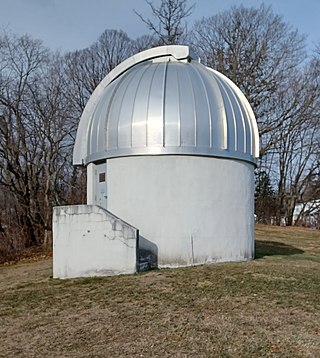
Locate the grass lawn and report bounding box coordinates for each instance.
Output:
[0,225,319,357]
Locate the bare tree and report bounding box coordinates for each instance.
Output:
[191,4,306,155]
[263,63,319,225]
[0,33,78,249]
[64,29,134,115]
[134,0,195,45]
[26,56,81,246]
[132,34,158,53]
[0,33,49,246]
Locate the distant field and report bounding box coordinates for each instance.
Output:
[1,225,319,357]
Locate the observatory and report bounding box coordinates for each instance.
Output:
[53,45,259,278]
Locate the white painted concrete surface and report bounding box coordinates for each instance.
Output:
[53,205,138,278]
[107,155,255,267]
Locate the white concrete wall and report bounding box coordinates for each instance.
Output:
[53,205,138,278]
[107,155,255,267]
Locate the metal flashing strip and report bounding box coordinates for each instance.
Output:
[83,147,257,167]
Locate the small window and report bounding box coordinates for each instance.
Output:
[99,172,106,182]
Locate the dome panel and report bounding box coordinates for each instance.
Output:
[146,62,166,147]
[163,63,180,147]
[73,45,259,165]
[177,63,196,147]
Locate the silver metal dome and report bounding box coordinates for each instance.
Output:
[73,45,259,165]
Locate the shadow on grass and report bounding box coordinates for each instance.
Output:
[255,240,304,259]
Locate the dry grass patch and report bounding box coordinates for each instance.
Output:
[0,224,319,357]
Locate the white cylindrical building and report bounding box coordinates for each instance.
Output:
[73,45,259,267]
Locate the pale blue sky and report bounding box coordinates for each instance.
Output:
[0,0,319,53]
